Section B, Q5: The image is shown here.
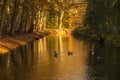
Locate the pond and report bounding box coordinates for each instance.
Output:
[0,35,120,80]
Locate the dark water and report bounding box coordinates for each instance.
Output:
[0,35,120,80]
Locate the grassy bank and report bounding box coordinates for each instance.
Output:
[73,27,120,47]
[0,31,50,54]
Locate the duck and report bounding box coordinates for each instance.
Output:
[91,51,95,55]
[89,48,95,55]
[54,51,58,57]
[70,52,73,55]
[96,56,102,60]
[68,51,73,55]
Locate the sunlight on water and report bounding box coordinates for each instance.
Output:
[35,35,90,80]
[0,35,120,80]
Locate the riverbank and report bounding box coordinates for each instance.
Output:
[73,27,120,47]
[0,31,50,54]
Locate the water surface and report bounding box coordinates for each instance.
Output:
[0,35,120,80]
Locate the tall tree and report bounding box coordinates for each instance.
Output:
[0,0,9,38]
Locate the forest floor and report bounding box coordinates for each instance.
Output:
[0,31,49,54]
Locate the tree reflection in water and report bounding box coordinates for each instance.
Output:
[0,36,120,80]
[0,42,38,67]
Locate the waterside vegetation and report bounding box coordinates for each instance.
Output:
[73,0,120,47]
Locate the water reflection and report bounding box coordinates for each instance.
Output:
[88,44,120,80]
[38,35,90,80]
[0,35,120,80]
[0,42,37,67]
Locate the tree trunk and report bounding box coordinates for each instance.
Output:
[24,11,31,33]
[17,10,26,34]
[58,10,64,29]
[28,17,34,33]
[39,11,43,30]
[10,0,20,35]
[0,0,9,38]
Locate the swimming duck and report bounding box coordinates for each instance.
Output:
[54,51,58,57]
[68,51,73,55]
[96,56,102,60]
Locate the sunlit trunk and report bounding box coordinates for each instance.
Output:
[34,11,39,32]
[39,11,44,30]
[28,12,35,33]
[58,10,64,29]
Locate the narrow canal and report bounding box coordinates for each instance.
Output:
[0,35,120,80]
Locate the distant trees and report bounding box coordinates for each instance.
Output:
[0,0,48,38]
[74,0,120,46]
[84,0,120,33]
[0,0,36,38]
[46,0,81,29]
[0,0,83,38]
